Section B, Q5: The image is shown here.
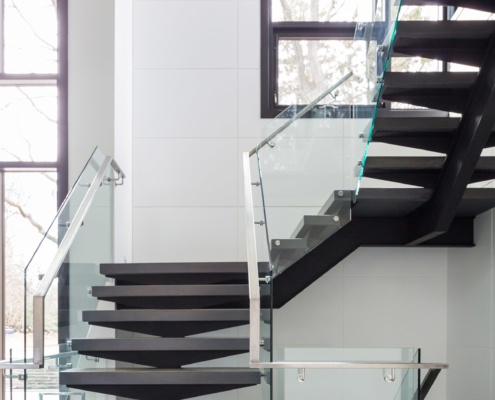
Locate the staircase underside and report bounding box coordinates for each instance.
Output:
[273,1,495,305]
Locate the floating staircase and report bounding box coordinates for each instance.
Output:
[60,262,261,399]
[61,1,495,399]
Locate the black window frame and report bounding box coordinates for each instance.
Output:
[261,0,456,118]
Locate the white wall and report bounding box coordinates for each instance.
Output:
[69,0,133,264]
[447,211,495,400]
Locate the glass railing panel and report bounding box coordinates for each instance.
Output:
[19,159,115,400]
[356,0,403,189]
[256,71,358,276]
[272,347,418,400]
[393,349,420,400]
[22,147,107,361]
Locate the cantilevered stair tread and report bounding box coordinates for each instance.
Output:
[354,188,495,217]
[100,262,250,285]
[393,20,495,67]
[71,338,250,368]
[91,284,249,309]
[291,215,342,248]
[61,368,260,400]
[363,156,495,188]
[82,309,250,337]
[372,117,495,153]
[381,72,477,113]
[402,0,495,14]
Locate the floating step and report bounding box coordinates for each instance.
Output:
[270,238,307,272]
[393,21,495,67]
[381,72,477,113]
[61,368,260,400]
[402,0,495,14]
[363,156,495,188]
[371,117,495,153]
[353,188,495,217]
[291,215,342,248]
[100,262,250,285]
[82,309,250,337]
[92,284,249,309]
[71,337,249,368]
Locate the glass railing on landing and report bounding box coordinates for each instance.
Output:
[0,147,125,400]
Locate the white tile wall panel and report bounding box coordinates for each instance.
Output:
[447,269,492,348]
[447,345,492,400]
[133,138,238,207]
[134,1,237,69]
[134,69,238,138]
[273,272,345,347]
[238,69,264,138]
[343,276,446,347]
[238,1,260,69]
[133,207,238,262]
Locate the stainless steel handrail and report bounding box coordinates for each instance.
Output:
[0,155,122,369]
[252,362,448,369]
[248,71,353,157]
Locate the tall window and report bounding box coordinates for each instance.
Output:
[0,0,67,397]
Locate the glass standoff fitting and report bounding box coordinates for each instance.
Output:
[258,275,271,283]
[297,368,306,383]
[255,220,265,226]
[251,181,261,187]
[333,216,340,222]
[267,141,275,148]
[259,339,265,347]
[66,339,72,349]
[87,287,92,295]
[274,240,281,246]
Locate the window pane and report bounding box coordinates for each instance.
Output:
[4,0,58,73]
[4,171,57,360]
[277,40,368,105]
[272,0,373,22]
[399,6,443,21]
[0,86,58,162]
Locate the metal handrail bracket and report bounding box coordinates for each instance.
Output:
[248,71,353,157]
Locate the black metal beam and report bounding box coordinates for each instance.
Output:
[272,216,474,308]
[419,369,442,400]
[407,31,495,245]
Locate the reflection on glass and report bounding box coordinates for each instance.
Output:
[4,0,58,73]
[278,40,367,106]
[272,0,373,22]
[0,86,58,162]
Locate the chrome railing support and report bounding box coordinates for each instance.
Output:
[243,152,261,364]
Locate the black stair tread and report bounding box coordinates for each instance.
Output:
[61,368,260,400]
[381,72,477,113]
[71,337,249,351]
[292,215,341,237]
[402,0,495,13]
[61,368,260,385]
[363,156,495,188]
[100,262,253,285]
[372,117,495,153]
[354,188,495,217]
[70,338,251,368]
[83,309,249,322]
[82,309,250,337]
[393,21,495,67]
[92,284,249,297]
[91,284,250,310]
